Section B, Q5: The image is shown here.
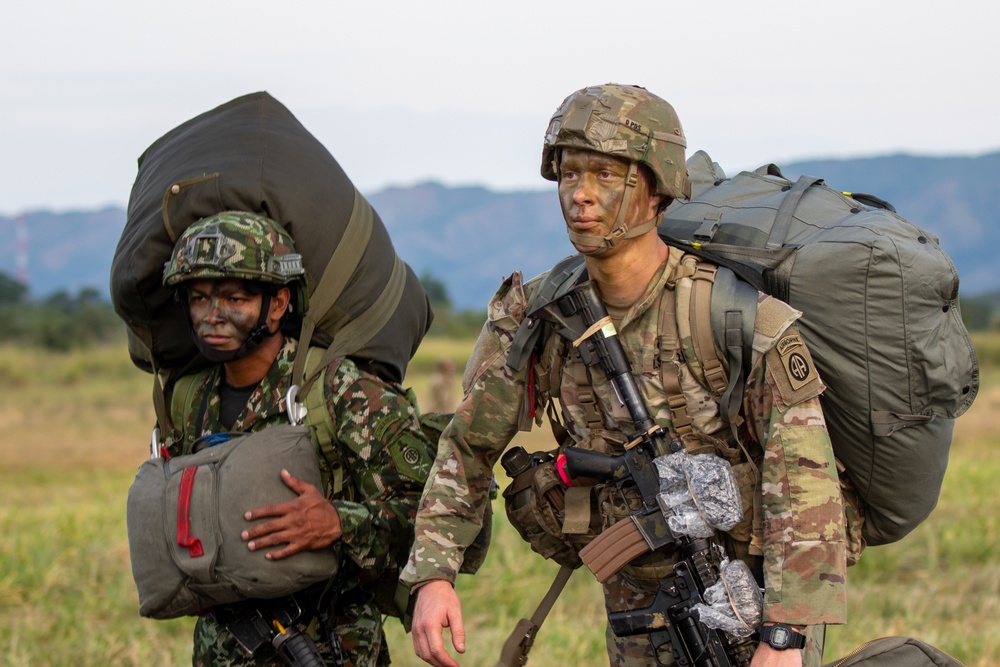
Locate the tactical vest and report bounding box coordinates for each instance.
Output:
[506,252,818,572]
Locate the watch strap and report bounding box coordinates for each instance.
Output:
[759,623,807,650]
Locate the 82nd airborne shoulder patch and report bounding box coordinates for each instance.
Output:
[768,332,822,405]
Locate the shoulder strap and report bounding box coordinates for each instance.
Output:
[656,283,692,439]
[301,347,347,496]
[508,254,587,373]
[169,368,214,442]
[706,266,758,439]
[291,188,408,393]
[669,256,758,441]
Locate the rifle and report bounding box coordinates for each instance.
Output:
[532,280,760,667]
[211,592,343,667]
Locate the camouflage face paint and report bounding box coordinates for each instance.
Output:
[557,148,662,254]
[558,148,630,249]
[186,279,263,362]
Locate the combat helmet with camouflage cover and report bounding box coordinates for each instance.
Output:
[163,211,308,315]
[163,211,308,361]
[541,84,692,253]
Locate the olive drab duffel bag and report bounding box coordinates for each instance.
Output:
[126,425,339,619]
[658,150,979,546]
[111,91,432,431]
[823,636,965,666]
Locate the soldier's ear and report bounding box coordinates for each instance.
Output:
[269,286,292,321]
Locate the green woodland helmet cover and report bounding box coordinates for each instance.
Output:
[541,83,692,201]
[163,211,308,362]
[163,211,308,315]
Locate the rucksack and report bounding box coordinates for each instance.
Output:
[110,91,432,431]
[659,150,979,546]
[509,150,978,548]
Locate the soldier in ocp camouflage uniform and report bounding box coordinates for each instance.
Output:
[162,212,433,667]
[402,85,849,667]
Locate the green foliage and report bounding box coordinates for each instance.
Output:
[961,294,1000,331]
[971,332,1000,368]
[419,270,486,340]
[0,273,124,350]
[0,271,28,306]
[427,306,486,340]
[419,271,452,310]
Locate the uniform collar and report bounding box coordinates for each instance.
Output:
[212,337,299,432]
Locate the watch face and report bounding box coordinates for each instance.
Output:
[771,627,790,646]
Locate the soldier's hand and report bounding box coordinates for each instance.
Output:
[411,580,466,667]
[242,469,342,560]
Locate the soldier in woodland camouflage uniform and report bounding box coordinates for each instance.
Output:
[402,85,848,667]
[161,212,432,667]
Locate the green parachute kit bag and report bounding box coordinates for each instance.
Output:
[126,425,339,619]
[823,636,965,666]
[110,91,432,428]
[660,150,979,546]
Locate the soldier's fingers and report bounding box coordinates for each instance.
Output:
[244,498,296,521]
[242,514,298,542]
[447,608,466,657]
[280,468,316,495]
[264,541,301,561]
[411,617,451,667]
[420,630,458,667]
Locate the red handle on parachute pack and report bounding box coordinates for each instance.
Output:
[176,466,205,558]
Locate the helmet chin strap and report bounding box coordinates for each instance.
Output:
[566,162,661,256]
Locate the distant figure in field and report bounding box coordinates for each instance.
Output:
[427,358,456,413]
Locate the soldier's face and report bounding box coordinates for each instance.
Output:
[557,148,661,249]
[186,279,262,355]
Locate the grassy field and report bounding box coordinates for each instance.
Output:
[1,334,997,666]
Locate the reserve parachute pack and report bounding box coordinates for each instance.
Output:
[157,349,488,620]
[659,150,979,546]
[110,91,432,429]
[127,424,339,619]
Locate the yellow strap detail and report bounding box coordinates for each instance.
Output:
[572,316,615,348]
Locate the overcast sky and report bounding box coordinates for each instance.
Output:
[2,0,997,216]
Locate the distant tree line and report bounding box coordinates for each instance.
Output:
[0,272,124,350]
[419,272,487,339]
[0,271,487,351]
[959,294,1000,332]
[0,270,990,353]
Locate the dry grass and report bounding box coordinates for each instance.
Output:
[0,338,996,666]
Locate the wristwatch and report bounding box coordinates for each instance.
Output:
[759,623,807,650]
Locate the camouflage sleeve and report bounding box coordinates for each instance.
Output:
[400,272,531,588]
[744,298,847,626]
[324,358,432,575]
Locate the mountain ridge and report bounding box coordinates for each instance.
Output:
[1,152,997,310]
